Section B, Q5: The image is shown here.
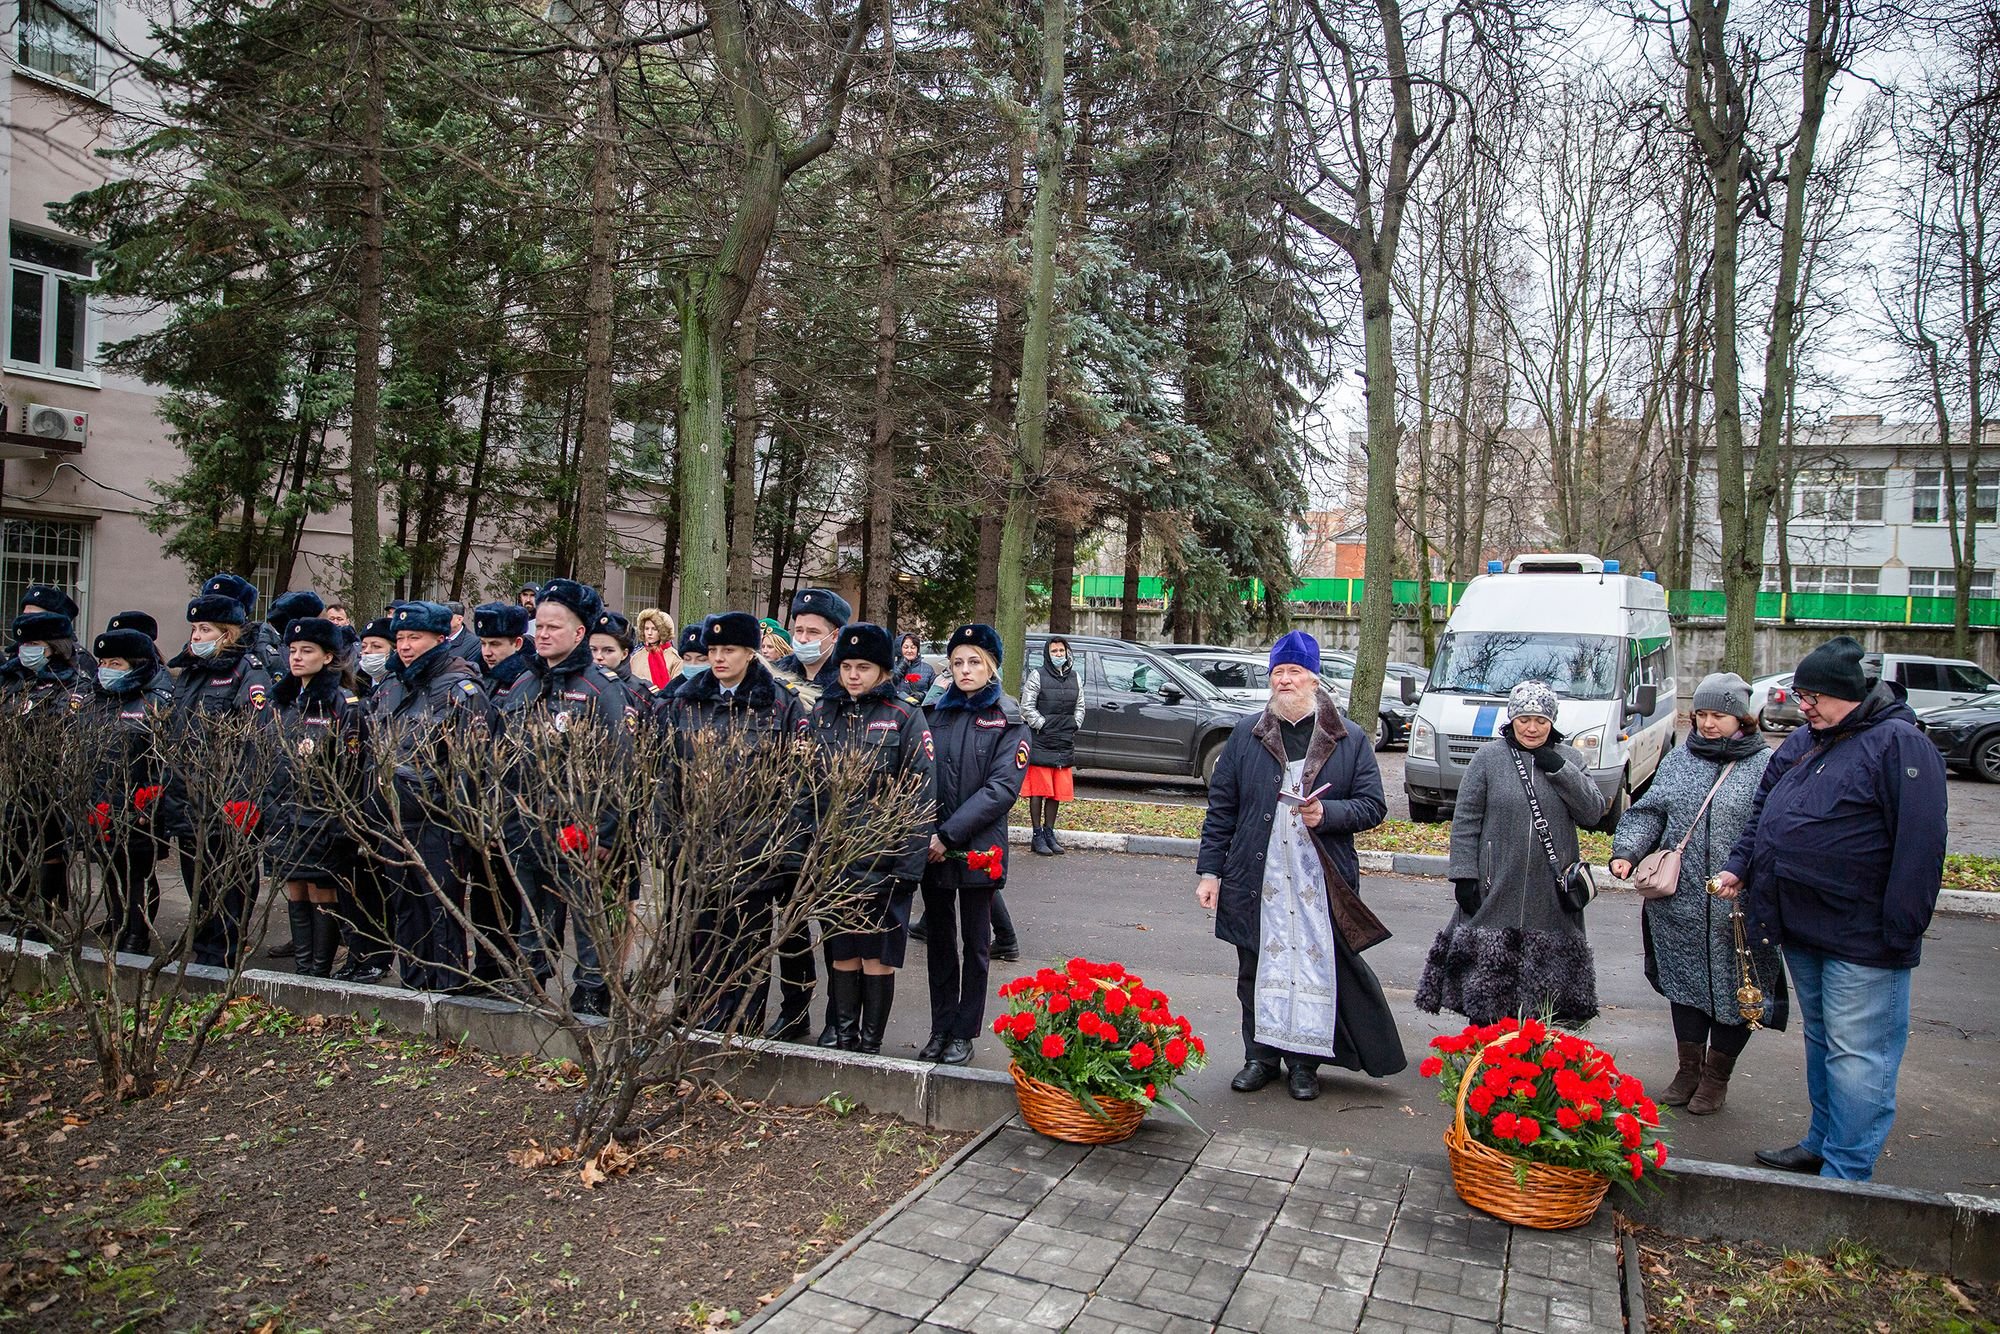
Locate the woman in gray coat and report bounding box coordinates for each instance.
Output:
[1611,672,1784,1115]
[1416,680,1607,1026]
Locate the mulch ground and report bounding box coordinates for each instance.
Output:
[1630,1222,2000,1333]
[0,991,967,1331]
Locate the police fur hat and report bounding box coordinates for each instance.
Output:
[390,600,453,637]
[200,572,260,614]
[19,584,78,619]
[94,628,159,666]
[703,610,762,651]
[12,611,73,644]
[359,616,395,644]
[591,610,634,651]
[828,621,894,672]
[945,622,1003,664]
[474,601,531,639]
[283,616,341,654]
[105,611,158,641]
[187,593,248,627]
[790,586,853,629]
[268,589,325,629]
[535,578,603,628]
[677,622,709,656]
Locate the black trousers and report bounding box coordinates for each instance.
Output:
[179,834,258,969]
[392,823,473,991]
[768,916,819,1023]
[693,894,777,1030]
[508,835,603,992]
[104,838,159,943]
[336,855,395,969]
[923,882,995,1041]
[1236,945,1320,1072]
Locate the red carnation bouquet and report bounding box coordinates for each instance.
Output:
[951,843,1004,881]
[1420,1016,1669,1194]
[992,957,1208,1121]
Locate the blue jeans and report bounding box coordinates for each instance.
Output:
[1784,946,1912,1181]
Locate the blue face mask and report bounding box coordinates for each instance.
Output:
[190,638,221,660]
[682,663,710,678]
[17,644,48,672]
[360,651,392,679]
[793,639,825,666]
[97,666,134,692]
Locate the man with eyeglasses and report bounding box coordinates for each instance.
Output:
[1715,634,1947,1182]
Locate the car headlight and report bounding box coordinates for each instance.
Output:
[1411,719,1435,759]
[1570,724,1605,762]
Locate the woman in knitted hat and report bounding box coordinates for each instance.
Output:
[1611,672,1782,1116]
[1415,678,1607,1026]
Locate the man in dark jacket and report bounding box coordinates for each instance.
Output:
[1717,635,1947,1182]
[474,602,535,694]
[777,586,850,701]
[443,601,484,664]
[497,579,635,1015]
[371,600,499,991]
[1196,631,1404,1101]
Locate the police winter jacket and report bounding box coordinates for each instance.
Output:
[482,647,534,695]
[497,642,636,844]
[69,662,175,848]
[1197,689,1389,953]
[809,677,935,891]
[663,657,809,897]
[0,651,83,715]
[267,670,369,875]
[894,656,938,708]
[1021,648,1083,768]
[162,642,276,842]
[921,680,1028,890]
[369,643,495,820]
[1721,682,1949,969]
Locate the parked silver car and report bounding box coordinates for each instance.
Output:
[1153,645,1422,750]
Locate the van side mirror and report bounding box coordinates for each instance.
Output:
[1629,684,1658,717]
[1399,675,1418,705]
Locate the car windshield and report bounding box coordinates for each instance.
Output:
[1428,631,1622,700]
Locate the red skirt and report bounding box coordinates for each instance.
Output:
[1021,765,1075,800]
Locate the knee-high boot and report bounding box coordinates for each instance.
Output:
[857,972,895,1055]
[286,900,317,975]
[823,969,863,1051]
[307,904,339,979]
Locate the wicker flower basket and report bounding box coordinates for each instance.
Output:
[1009,1062,1145,1145]
[1445,1044,1610,1230]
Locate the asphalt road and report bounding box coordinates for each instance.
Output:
[890,851,2000,1196]
[1080,741,2000,855]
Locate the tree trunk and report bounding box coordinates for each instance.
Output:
[725,278,766,608]
[1119,491,1143,641]
[450,359,503,602]
[974,512,1001,624]
[862,22,901,623]
[346,0,390,615]
[574,12,626,591]
[1048,520,1076,632]
[1352,262,1400,724]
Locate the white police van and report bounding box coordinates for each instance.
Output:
[1403,554,1677,831]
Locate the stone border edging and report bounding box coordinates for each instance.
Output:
[1620,1234,1649,1334]
[1004,826,2000,918]
[738,1113,1015,1331]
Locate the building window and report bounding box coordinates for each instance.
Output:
[7,228,95,377]
[18,0,101,91]
[1791,469,1885,523]
[1909,568,1997,599]
[0,518,89,627]
[1912,468,1999,524]
[1762,565,1879,595]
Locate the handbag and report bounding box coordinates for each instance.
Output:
[1507,746,1597,914]
[1630,761,1736,900]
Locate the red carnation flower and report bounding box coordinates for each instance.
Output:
[1510,1081,1537,1100]
[1047,994,1070,1014]
[1467,1087,1496,1116]
[1514,1117,1542,1145]
[1164,1037,1189,1068]
[1040,1034,1066,1060]
[1627,1153,1644,1180]
[1104,990,1130,1016]
[1616,1113,1642,1150]
[1191,1036,1205,1056]
[1637,1097,1661,1127]
[132,784,162,813]
[1013,1013,1038,1041]
[1556,1107,1582,1131]
[1491,1112,1518,1138]
[557,823,589,853]
[1144,1083,1157,1100]
[1128,1042,1156,1070]
[992,1016,1009,1035]
[1652,1140,1668,1167]
[1418,1056,1444,1079]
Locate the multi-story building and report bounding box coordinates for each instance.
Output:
[1693,415,2000,601]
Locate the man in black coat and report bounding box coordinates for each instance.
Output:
[474,602,535,694]
[1196,631,1404,1102]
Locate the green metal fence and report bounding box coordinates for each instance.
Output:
[1071,575,2000,627]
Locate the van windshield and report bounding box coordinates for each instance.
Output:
[1429,632,1621,700]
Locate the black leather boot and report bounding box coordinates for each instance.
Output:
[285,900,317,974]
[306,904,339,979]
[857,973,895,1055]
[822,969,863,1051]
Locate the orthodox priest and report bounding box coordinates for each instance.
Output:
[1195,631,1408,1100]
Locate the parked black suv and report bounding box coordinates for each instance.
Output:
[1024,634,1258,784]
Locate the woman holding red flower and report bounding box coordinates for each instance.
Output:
[918,624,1029,1066]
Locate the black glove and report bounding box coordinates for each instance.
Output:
[1532,746,1565,774]
[1453,879,1481,916]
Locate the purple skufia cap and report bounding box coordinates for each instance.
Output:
[1267,630,1321,675]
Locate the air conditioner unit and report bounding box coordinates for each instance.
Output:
[25,403,87,445]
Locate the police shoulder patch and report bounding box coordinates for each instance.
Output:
[248,684,269,710]
[922,730,934,760]
[461,681,481,694]
[1015,738,1030,769]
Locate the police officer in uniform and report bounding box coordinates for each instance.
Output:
[474,602,535,694]
[370,600,498,991]
[497,579,633,1014]
[443,601,484,664]
[268,617,369,977]
[337,615,399,980]
[3,607,86,931]
[808,623,934,1053]
[657,622,710,703]
[73,626,175,954]
[666,610,810,1030]
[164,588,277,966]
[777,587,849,704]
[18,584,95,674]
[196,573,283,676]
[589,610,655,717]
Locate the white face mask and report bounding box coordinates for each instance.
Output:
[17,644,48,671]
[793,638,825,666]
[190,638,221,660]
[360,651,392,679]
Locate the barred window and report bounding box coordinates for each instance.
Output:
[0,517,89,627]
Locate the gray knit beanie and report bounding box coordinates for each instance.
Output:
[1691,671,1752,719]
[1506,680,1560,722]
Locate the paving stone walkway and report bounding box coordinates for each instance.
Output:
[749,1120,1626,1333]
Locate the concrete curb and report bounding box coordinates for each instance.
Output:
[1004,827,2000,918]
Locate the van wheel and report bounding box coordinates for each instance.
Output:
[1409,799,1445,824]
[1199,738,1224,786]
